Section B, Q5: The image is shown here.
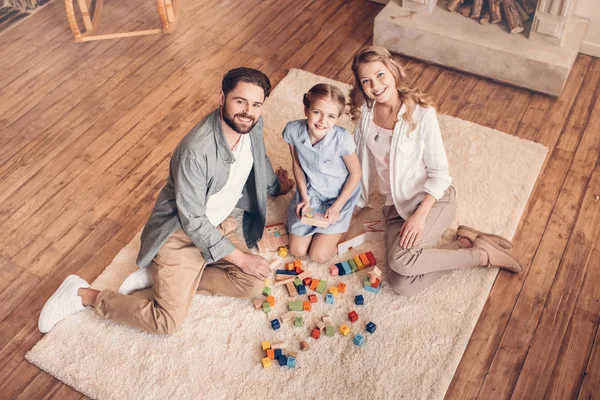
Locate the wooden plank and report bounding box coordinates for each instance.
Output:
[48,383,86,400]
[578,324,600,399]
[445,54,594,400]
[15,371,60,399]
[476,59,600,399]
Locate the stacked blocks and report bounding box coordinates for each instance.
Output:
[363,265,382,293]
[332,251,376,276]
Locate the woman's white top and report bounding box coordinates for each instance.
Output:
[354,101,452,220]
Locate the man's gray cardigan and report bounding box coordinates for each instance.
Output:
[136,108,281,268]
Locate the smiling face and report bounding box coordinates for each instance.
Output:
[220,81,265,134]
[357,61,398,105]
[304,98,341,139]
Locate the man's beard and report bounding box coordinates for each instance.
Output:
[222,105,257,134]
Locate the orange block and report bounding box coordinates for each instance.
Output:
[303,301,311,311]
[266,349,275,360]
[295,267,304,274]
[294,259,302,268]
[310,279,320,291]
[337,282,347,293]
[266,296,275,306]
[359,253,370,267]
[286,263,295,271]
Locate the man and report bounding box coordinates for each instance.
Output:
[39,67,294,334]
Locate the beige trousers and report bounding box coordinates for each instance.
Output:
[94,217,263,334]
[385,186,481,297]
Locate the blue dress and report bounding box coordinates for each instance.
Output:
[282,120,361,236]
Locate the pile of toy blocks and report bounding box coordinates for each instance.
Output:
[329,251,376,276]
[260,341,300,369]
[363,265,382,293]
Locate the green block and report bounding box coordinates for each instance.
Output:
[288,301,304,311]
[294,317,304,327]
[316,280,327,294]
[348,259,358,273]
[293,278,302,287]
[326,325,334,337]
[262,302,271,313]
[262,286,272,296]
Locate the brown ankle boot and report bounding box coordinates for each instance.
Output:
[457,225,513,249]
[474,237,522,273]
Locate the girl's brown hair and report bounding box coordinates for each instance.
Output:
[303,83,346,115]
[349,46,433,132]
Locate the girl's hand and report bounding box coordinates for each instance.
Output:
[295,198,310,219]
[399,211,427,249]
[325,204,342,225]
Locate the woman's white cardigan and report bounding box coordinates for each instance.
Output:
[353,102,452,220]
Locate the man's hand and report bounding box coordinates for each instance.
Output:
[276,167,295,195]
[237,253,270,280]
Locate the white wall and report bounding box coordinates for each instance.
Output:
[575,0,600,57]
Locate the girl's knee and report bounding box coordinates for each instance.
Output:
[308,247,336,264]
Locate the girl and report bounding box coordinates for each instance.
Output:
[349,46,521,297]
[283,83,361,263]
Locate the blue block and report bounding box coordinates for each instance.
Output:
[275,270,297,276]
[336,263,345,276]
[274,349,283,358]
[271,319,281,330]
[366,321,376,333]
[363,284,381,294]
[287,356,297,368]
[354,333,365,346]
[297,285,306,295]
[341,261,352,275]
[278,355,288,366]
[326,293,334,304]
[355,295,364,305]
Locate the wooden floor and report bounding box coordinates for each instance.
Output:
[0,0,599,398]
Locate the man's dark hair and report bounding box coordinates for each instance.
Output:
[222,67,272,99]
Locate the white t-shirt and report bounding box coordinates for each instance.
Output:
[205,134,254,226]
[366,120,394,206]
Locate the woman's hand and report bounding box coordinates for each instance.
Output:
[399,210,427,249]
[295,197,310,219]
[325,204,342,225]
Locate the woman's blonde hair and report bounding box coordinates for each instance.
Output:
[349,46,433,131]
[303,83,346,115]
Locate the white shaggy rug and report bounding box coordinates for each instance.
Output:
[26,69,547,400]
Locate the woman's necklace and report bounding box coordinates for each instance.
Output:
[373,101,401,142]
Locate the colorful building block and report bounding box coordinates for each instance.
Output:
[261,340,271,351]
[262,286,272,296]
[266,349,275,360]
[309,279,320,291]
[300,340,310,351]
[326,326,334,337]
[293,278,302,287]
[287,356,297,368]
[308,294,318,303]
[366,321,377,333]
[294,259,302,269]
[341,261,352,275]
[286,282,296,296]
[288,300,304,311]
[303,277,312,287]
[303,301,311,311]
[322,315,333,325]
[330,265,339,276]
[278,355,288,366]
[285,262,295,271]
[337,282,347,293]
[294,317,304,327]
[363,276,381,293]
[371,278,381,289]
[271,319,281,330]
[348,310,359,322]
[278,247,288,257]
[354,333,365,346]
[295,267,304,274]
[262,302,271,313]
[274,349,283,358]
[359,253,370,267]
[365,251,377,267]
[266,296,275,306]
[329,287,338,297]
[253,298,264,310]
[347,259,357,273]
[326,293,334,304]
[336,263,345,276]
[311,328,321,339]
[353,256,364,269]
[276,269,297,276]
[317,322,326,331]
[297,284,306,295]
[355,295,364,305]
[316,280,327,293]
[261,357,272,368]
[339,324,350,336]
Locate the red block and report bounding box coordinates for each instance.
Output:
[348,311,359,323]
[371,278,381,289]
[312,328,321,339]
[295,267,304,274]
[308,294,318,303]
[366,251,377,267]
[303,277,312,287]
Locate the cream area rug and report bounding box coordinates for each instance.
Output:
[26,69,547,400]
